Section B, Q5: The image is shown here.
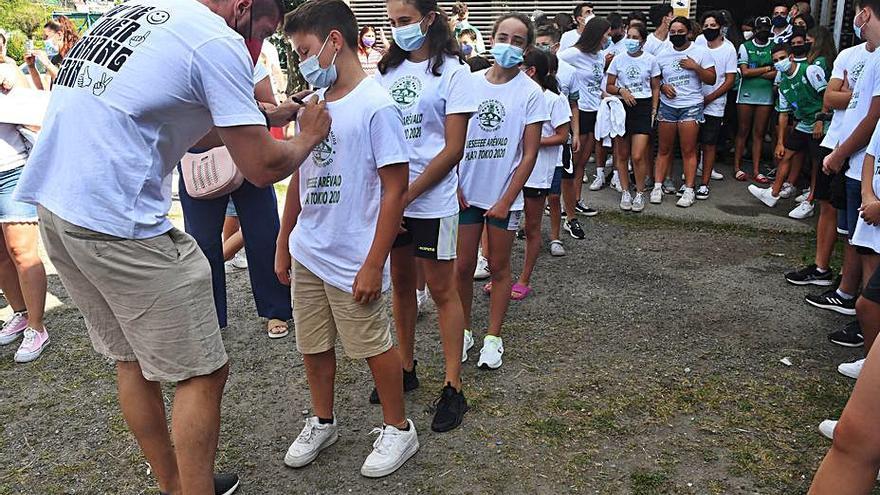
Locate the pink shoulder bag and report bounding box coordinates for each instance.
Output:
[180,146,245,200]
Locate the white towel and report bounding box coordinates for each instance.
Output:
[595,96,627,147]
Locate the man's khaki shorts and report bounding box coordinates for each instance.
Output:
[38,206,227,382]
[292,260,392,359]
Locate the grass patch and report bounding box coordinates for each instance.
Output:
[630,468,672,494]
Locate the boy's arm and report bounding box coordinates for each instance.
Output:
[275,173,301,286]
[353,163,408,304]
[824,95,880,174]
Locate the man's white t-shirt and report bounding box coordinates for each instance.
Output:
[821,43,865,150]
[656,43,715,108]
[644,33,671,56]
[851,126,880,251]
[607,51,660,100]
[459,70,548,211]
[837,52,880,181]
[289,78,408,294]
[559,48,605,112]
[375,56,475,219]
[527,90,572,189]
[15,0,265,239]
[702,42,738,117]
[559,29,581,52]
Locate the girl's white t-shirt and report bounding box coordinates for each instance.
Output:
[459,70,549,211]
[527,89,572,189]
[607,51,660,100]
[375,56,476,219]
[558,47,605,112]
[656,43,715,108]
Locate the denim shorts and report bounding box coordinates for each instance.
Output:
[550,166,563,195]
[657,102,704,123]
[0,166,37,223]
[225,198,237,217]
[837,177,861,239]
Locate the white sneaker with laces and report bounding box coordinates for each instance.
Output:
[589,175,605,191]
[789,201,814,219]
[779,182,796,199]
[477,335,504,369]
[0,311,28,345]
[838,358,865,379]
[631,192,645,212]
[549,240,566,256]
[649,187,663,204]
[14,327,49,363]
[748,184,779,207]
[610,172,623,192]
[284,417,339,468]
[619,190,633,211]
[360,419,419,478]
[676,188,696,208]
[473,256,490,280]
[795,188,811,203]
[710,169,723,180]
[461,329,474,363]
[416,289,428,315]
[818,419,837,440]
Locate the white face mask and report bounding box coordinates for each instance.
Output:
[743,31,754,40]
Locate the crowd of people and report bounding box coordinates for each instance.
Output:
[4,0,880,493]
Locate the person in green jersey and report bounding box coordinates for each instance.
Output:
[734,16,776,182]
[748,42,828,208]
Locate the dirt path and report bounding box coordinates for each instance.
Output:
[0,212,866,495]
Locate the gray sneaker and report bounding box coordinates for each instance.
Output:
[662,177,676,194]
[650,187,663,204]
[550,240,566,256]
[619,190,633,211]
[631,192,646,212]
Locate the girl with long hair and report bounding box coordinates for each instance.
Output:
[25,16,80,90]
[358,25,384,75]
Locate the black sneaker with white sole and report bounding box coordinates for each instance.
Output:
[575,201,598,217]
[805,289,857,315]
[564,218,586,239]
[696,185,710,200]
[828,320,864,348]
[369,360,419,404]
[160,473,239,495]
[431,383,469,433]
[785,264,835,286]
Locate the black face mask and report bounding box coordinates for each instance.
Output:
[792,44,809,57]
[611,32,624,43]
[670,33,688,47]
[755,30,770,43]
[703,27,721,41]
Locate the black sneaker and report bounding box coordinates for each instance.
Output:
[695,185,710,200]
[785,264,835,286]
[805,289,857,316]
[431,383,469,433]
[369,360,420,404]
[163,474,240,495]
[563,218,586,240]
[516,229,526,240]
[575,200,598,217]
[828,320,864,348]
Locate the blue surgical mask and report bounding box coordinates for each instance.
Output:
[854,9,866,40]
[299,35,338,88]
[44,38,59,59]
[461,43,473,56]
[624,38,641,54]
[490,43,524,68]
[774,58,792,73]
[392,18,427,52]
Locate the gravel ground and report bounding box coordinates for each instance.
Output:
[0,205,870,494]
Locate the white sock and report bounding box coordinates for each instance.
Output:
[653,183,662,190]
[837,289,855,300]
[596,167,604,178]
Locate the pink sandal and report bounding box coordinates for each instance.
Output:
[510,283,533,301]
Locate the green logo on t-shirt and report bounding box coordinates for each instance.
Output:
[390,76,423,109]
[477,99,505,131]
[673,59,684,72]
[626,65,640,80]
[312,130,338,168]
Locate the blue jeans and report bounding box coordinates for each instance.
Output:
[178,172,291,327]
[837,176,862,240]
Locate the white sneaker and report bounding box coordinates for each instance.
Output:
[631,192,646,212]
[477,335,504,370]
[619,190,633,211]
[610,171,623,192]
[549,240,566,256]
[361,419,419,478]
[416,289,428,315]
[676,188,695,208]
[284,417,339,468]
[748,184,779,207]
[224,251,248,273]
[795,188,811,203]
[605,156,613,168]
[473,256,490,280]
[789,201,814,219]
[779,182,796,199]
[589,175,605,191]
[461,329,474,362]
[649,187,663,204]
[818,419,837,440]
[838,358,865,379]
[711,169,724,180]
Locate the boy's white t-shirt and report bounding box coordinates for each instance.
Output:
[837,52,880,181]
[656,43,715,108]
[702,42,738,117]
[607,51,660,100]
[851,125,880,252]
[821,43,864,150]
[375,56,475,219]
[558,47,605,112]
[527,89,572,189]
[459,70,548,211]
[289,77,408,294]
[14,0,265,239]
[559,29,580,52]
[644,33,672,55]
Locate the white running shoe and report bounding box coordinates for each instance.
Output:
[710,169,723,180]
[360,419,419,478]
[620,190,633,211]
[676,188,695,208]
[818,419,837,440]
[473,256,490,280]
[649,187,663,204]
[838,358,864,379]
[462,329,474,363]
[779,182,796,199]
[748,184,779,207]
[549,240,566,256]
[789,201,814,219]
[795,188,811,203]
[631,192,646,212]
[416,289,428,315]
[477,335,504,370]
[610,171,623,192]
[284,417,339,468]
[589,175,605,191]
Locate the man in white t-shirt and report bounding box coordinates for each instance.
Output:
[13,1,331,493]
[559,3,595,52]
[644,3,674,56]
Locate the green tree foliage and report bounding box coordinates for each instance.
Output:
[0,0,52,38]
